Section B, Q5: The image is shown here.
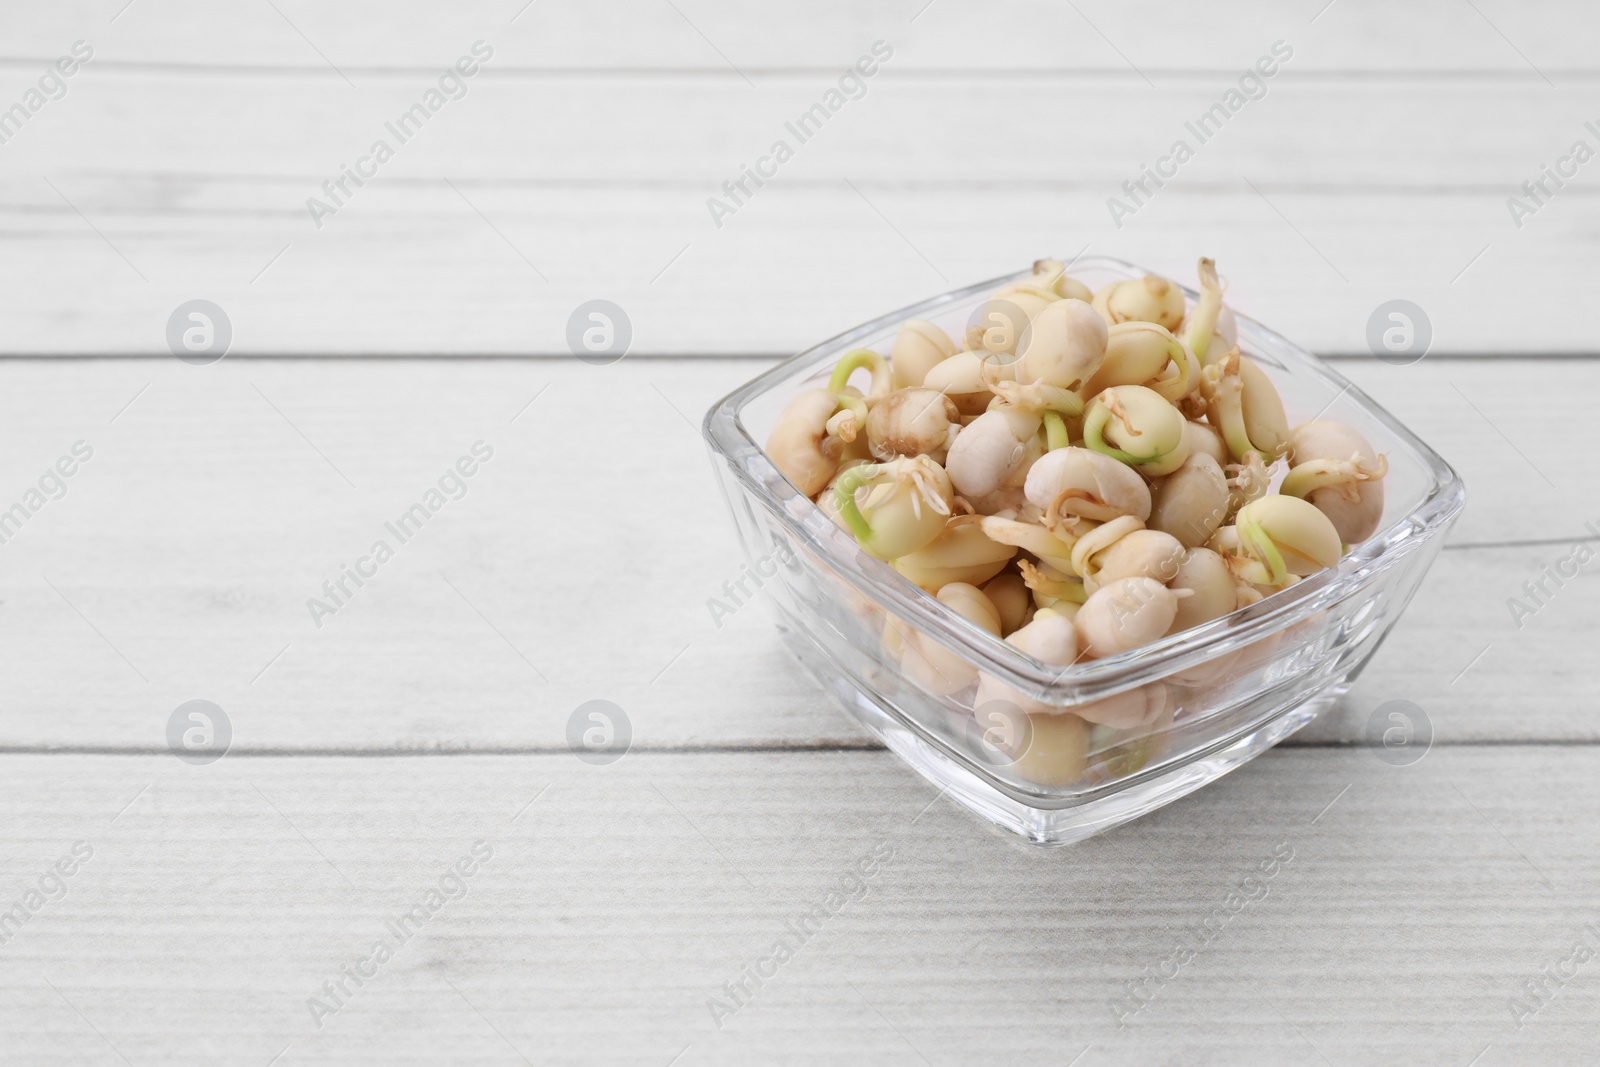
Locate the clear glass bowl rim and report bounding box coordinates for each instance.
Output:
[702,255,1466,704]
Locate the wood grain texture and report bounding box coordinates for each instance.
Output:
[0,749,1595,1065]
[8,182,1585,355]
[0,5,1586,1062]
[3,67,1591,186]
[0,357,1588,751]
[7,0,1597,72]
[0,3,1593,354]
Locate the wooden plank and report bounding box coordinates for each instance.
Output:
[6,0,1596,73]
[2,72,1592,187]
[0,358,1589,750]
[0,748,1595,1064]
[0,13,1594,358]
[0,182,1589,355]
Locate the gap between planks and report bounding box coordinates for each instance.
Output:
[0,739,1592,758]
[5,181,1600,200]
[1,60,1596,81]
[0,352,1593,361]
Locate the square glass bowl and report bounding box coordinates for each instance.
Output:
[702,256,1464,845]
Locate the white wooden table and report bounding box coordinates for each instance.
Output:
[3,3,1597,1063]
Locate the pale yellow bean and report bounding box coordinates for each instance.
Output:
[1093,275,1186,331]
[1018,298,1108,391]
[866,387,960,462]
[1285,420,1386,543]
[890,319,959,390]
[766,388,843,497]
[1148,451,1230,548]
[1075,576,1181,658]
[981,570,1034,636]
[900,581,1002,697]
[1166,547,1237,633]
[1023,446,1152,526]
[893,517,1017,591]
[945,406,1043,499]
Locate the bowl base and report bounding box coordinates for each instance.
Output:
[779,621,1342,846]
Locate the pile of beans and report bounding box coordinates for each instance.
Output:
[766,258,1388,781]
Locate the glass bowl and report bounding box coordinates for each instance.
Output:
[702,256,1465,845]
